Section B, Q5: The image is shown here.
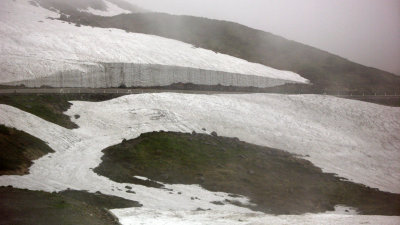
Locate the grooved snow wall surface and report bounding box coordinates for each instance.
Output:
[6,63,294,88]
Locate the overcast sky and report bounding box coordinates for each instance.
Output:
[130,0,400,75]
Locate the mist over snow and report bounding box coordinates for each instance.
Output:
[130,0,400,76]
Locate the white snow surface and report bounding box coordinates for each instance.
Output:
[0,0,308,84]
[79,0,130,16]
[65,93,400,194]
[112,208,400,225]
[113,205,386,225]
[0,102,253,213]
[0,93,399,224]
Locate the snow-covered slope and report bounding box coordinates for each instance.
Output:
[113,207,400,225]
[0,93,399,224]
[65,93,400,194]
[0,103,253,212]
[0,0,308,87]
[0,93,399,194]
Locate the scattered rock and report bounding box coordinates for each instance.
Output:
[211,201,224,205]
[74,114,80,119]
[211,131,218,137]
[126,190,136,194]
[125,186,132,190]
[228,194,241,198]
[202,128,206,131]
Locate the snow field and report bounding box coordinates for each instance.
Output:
[65,93,400,194]
[0,93,399,224]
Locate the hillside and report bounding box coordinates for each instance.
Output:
[96,131,400,215]
[62,12,400,92]
[1,93,400,224]
[0,125,54,175]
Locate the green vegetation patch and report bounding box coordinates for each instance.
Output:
[0,187,140,225]
[59,190,142,209]
[95,131,400,215]
[0,125,54,175]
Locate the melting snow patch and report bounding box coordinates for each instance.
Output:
[134,176,150,181]
[79,0,131,17]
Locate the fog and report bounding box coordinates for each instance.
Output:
[130,0,400,75]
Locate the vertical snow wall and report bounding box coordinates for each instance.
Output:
[5,63,296,88]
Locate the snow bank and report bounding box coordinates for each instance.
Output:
[5,63,297,88]
[0,0,308,87]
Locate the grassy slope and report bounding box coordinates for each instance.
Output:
[0,187,140,225]
[60,12,400,92]
[0,125,54,175]
[95,131,400,215]
[0,94,77,129]
[0,94,125,129]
